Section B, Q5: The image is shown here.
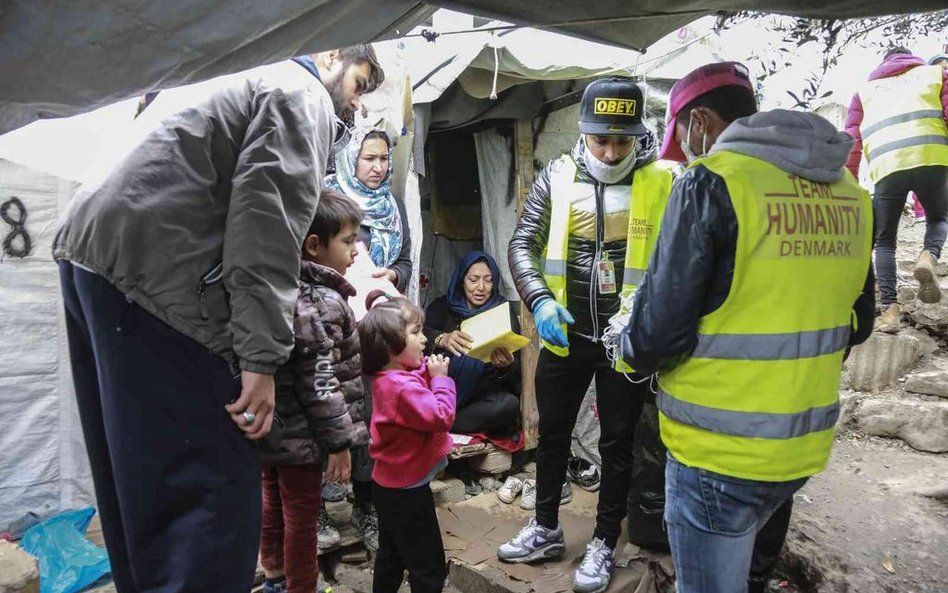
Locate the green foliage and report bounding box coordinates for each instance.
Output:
[716,10,948,109]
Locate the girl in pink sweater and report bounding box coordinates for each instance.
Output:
[358,292,456,593]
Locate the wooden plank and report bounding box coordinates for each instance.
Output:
[514,119,540,450]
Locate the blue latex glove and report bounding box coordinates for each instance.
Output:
[532,297,574,348]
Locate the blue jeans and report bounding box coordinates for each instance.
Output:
[665,453,807,593]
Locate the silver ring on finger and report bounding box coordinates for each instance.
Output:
[242,411,256,425]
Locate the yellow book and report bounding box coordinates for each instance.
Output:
[459,303,530,363]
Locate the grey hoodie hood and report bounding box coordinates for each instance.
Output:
[710,109,854,183]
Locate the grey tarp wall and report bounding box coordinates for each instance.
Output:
[3,1,944,134]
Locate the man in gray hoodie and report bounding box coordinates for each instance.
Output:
[54,46,383,593]
[620,62,875,593]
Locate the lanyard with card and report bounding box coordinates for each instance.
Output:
[597,258,617,294]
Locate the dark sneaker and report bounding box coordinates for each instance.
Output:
[573,537,615,593]
[262,579,287,593]
[567,455,602,492]
[351,505,379,552]
[317,503,341,551]
[497,517,566,563]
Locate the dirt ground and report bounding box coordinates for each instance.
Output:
[781,434,948,593]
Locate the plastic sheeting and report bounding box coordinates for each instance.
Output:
[0,159,93,528]
[0,0,433,135]
[473,128,517,301]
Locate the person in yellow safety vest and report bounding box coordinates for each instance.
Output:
[844,47,948,333]
[501,78,674,593]
[619,62,876,593]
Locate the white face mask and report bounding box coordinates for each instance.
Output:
[583,139,638,184]
[680,113,708,164]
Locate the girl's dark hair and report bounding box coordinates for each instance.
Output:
[358,290,425,374]
[308,189,363,247]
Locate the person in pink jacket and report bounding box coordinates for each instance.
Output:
[358,292,456,593]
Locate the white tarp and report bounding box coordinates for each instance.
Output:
[0,159,93,528]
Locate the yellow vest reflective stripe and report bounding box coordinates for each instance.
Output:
[860,65,948,182]
[657,151,872,482]
[542,156,674,363]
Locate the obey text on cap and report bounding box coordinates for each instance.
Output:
[593,97,637,117]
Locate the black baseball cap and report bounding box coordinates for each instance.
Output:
[579,78,648,136]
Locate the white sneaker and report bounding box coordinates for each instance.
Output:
[573,537,615,593]
[561,481,572,505]
[498,476,524,504]
[520,479,537,510]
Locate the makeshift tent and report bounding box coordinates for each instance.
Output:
[3,0,944,134]
[407,21,730,306]
[0,159,90,528]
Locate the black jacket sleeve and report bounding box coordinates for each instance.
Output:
[424,297,454,353]
[621,166,736,376]
[508,161,555,312]
[390,196,412,293]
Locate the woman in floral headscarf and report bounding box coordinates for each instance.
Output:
[325,127,412,292]
[320,127,412,554]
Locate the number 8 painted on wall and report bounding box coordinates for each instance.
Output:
[1,197,32,258]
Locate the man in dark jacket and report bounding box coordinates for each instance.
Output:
[54,46,383,593]
[622,62,875,593]
[844,47,948,331]
[500,78,674,593]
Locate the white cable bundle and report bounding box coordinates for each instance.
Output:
[601,290,637,369]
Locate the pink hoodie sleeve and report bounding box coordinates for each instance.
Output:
[844,92,865,179]
[393,375,456,433]
[942,69,948,121]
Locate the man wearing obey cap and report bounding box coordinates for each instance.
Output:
[504,77,674,593]
[619,62,876,592]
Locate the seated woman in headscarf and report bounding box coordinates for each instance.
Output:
[325,127,412,292]
[425,251,521,436]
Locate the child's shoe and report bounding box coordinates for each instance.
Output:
[262,577,287,593]
[519,479,537,510]
[497,476,523,504]
[317,503,342,551]
[351,504,380,552]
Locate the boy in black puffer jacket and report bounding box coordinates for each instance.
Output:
[258,190,367,593]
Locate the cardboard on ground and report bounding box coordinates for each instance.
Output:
[345,242,399,321]
[459,303,530,363]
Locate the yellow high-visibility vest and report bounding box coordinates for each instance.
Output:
[657,151,872,482]
[541,155,674,370]
[860,65,948,182]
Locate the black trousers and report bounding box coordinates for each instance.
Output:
[58,262,261,593]
[748,499,794,592]
[451,389,520,435]
[372,482,446,593]
[873,165,948,305]
[535,335,647,548]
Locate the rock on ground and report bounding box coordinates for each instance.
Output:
[0,540,39,593]
[841,328,937,392]
[904,370,948,399]
[855,398,948,453]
